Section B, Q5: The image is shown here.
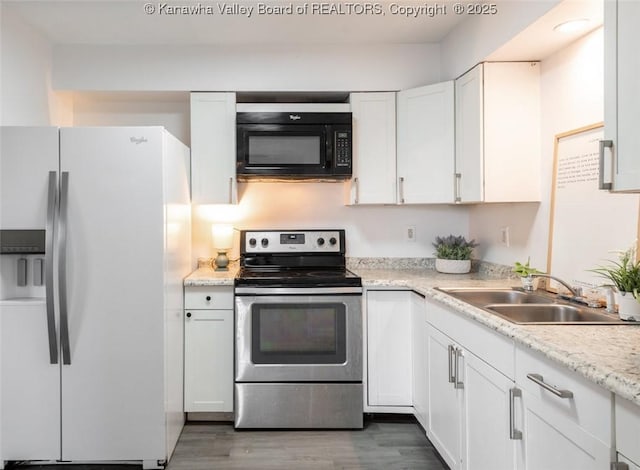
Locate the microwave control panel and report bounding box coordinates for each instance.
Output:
[334,131,352,168]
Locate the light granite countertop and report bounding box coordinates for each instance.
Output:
[356,267,640,407]
[184,263,640,407]
[184,263,238,287]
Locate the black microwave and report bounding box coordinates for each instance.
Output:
[236,112,352,180]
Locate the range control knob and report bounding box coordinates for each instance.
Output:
[317,237,325,246]
[329,237,337,246]
[249,238,257,247]
[261,238,269,247]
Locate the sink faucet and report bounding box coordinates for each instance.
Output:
[528,274,581,297]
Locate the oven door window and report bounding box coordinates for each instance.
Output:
[251,303,346,364]
[240,125,327,167]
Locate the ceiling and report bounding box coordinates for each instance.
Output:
[2,0,471,45]
[2,0,604,68]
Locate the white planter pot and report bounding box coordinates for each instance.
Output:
[614,291,640,321]
[435,258,471,274]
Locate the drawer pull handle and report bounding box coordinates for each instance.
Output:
[526,373,573,399]
[447,344,455,384]
[509,387,522,440]
[186,312,192,318]
[453,347,464,389]
[206,296,211,301]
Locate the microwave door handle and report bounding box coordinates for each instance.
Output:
[324,127,332,169]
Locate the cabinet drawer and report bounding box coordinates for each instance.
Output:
[616,396,640,465]
[427,299,515,379]
[185,286,234,309]
[516,346,612,445]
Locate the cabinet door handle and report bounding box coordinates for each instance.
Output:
[454,347,464,389]
[353,177,359,204]
[186,312,192,318]
[526,373,573,399]
[454,173,462,203]
[447,344,455,384]
[509,387,522,440]
[599,140,613,190]
[399,177,405,204]
[228,177,234,203]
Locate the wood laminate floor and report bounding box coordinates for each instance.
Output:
[167,418,448,470]
[5,418,447,470]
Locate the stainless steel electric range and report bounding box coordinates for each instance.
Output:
[234,229,363,429]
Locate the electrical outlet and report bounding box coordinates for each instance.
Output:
[500,226,510,247]
[407,226,416,242]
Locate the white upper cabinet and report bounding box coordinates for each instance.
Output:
[455,65,484,203]
[190,92,237,204]
[347,92,397,204]
[604,0,640,192]
[397,82,455,204]
[455,62,541,203]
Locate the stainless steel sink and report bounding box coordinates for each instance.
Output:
[437,287,632,325]
[440,288,554,305]
[485,304,625,325]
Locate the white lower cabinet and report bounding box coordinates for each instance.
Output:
[366,290,412,408]
[427,322,517,470]
[427,324,463,469]
[463,352,518,470]
[411,293,428,429]
[515,345,613,470]
[426,299,519,470]
[615,396,640,470]
[184,286,234,413]
[519,389,611,470]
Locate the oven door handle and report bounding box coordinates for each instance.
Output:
[234,286,363,295]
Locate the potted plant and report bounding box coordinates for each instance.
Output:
[513,257,544,291]
[590,244,640,321]
[433,235,478,274]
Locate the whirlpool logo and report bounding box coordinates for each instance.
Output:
[130,136,148,145]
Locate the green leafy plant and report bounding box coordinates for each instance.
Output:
[512,257,544,277]
[590,244,640,295]
[432,235,478,261]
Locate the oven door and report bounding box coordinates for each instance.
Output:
[236,124,330,178]
[235,293,362,382]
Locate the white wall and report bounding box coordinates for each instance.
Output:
[72,92,191,145]
[440,0,559,79]
[193,182,470,261]
[0,6,72,126]
[52,43,442,92]
[469,28,606,271]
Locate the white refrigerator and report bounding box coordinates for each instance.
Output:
[0,126,191,469]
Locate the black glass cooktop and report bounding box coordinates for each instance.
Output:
[235,267,362,288]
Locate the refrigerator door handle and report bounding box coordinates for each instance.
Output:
[59,171,72,365]
[45,171,59,365]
